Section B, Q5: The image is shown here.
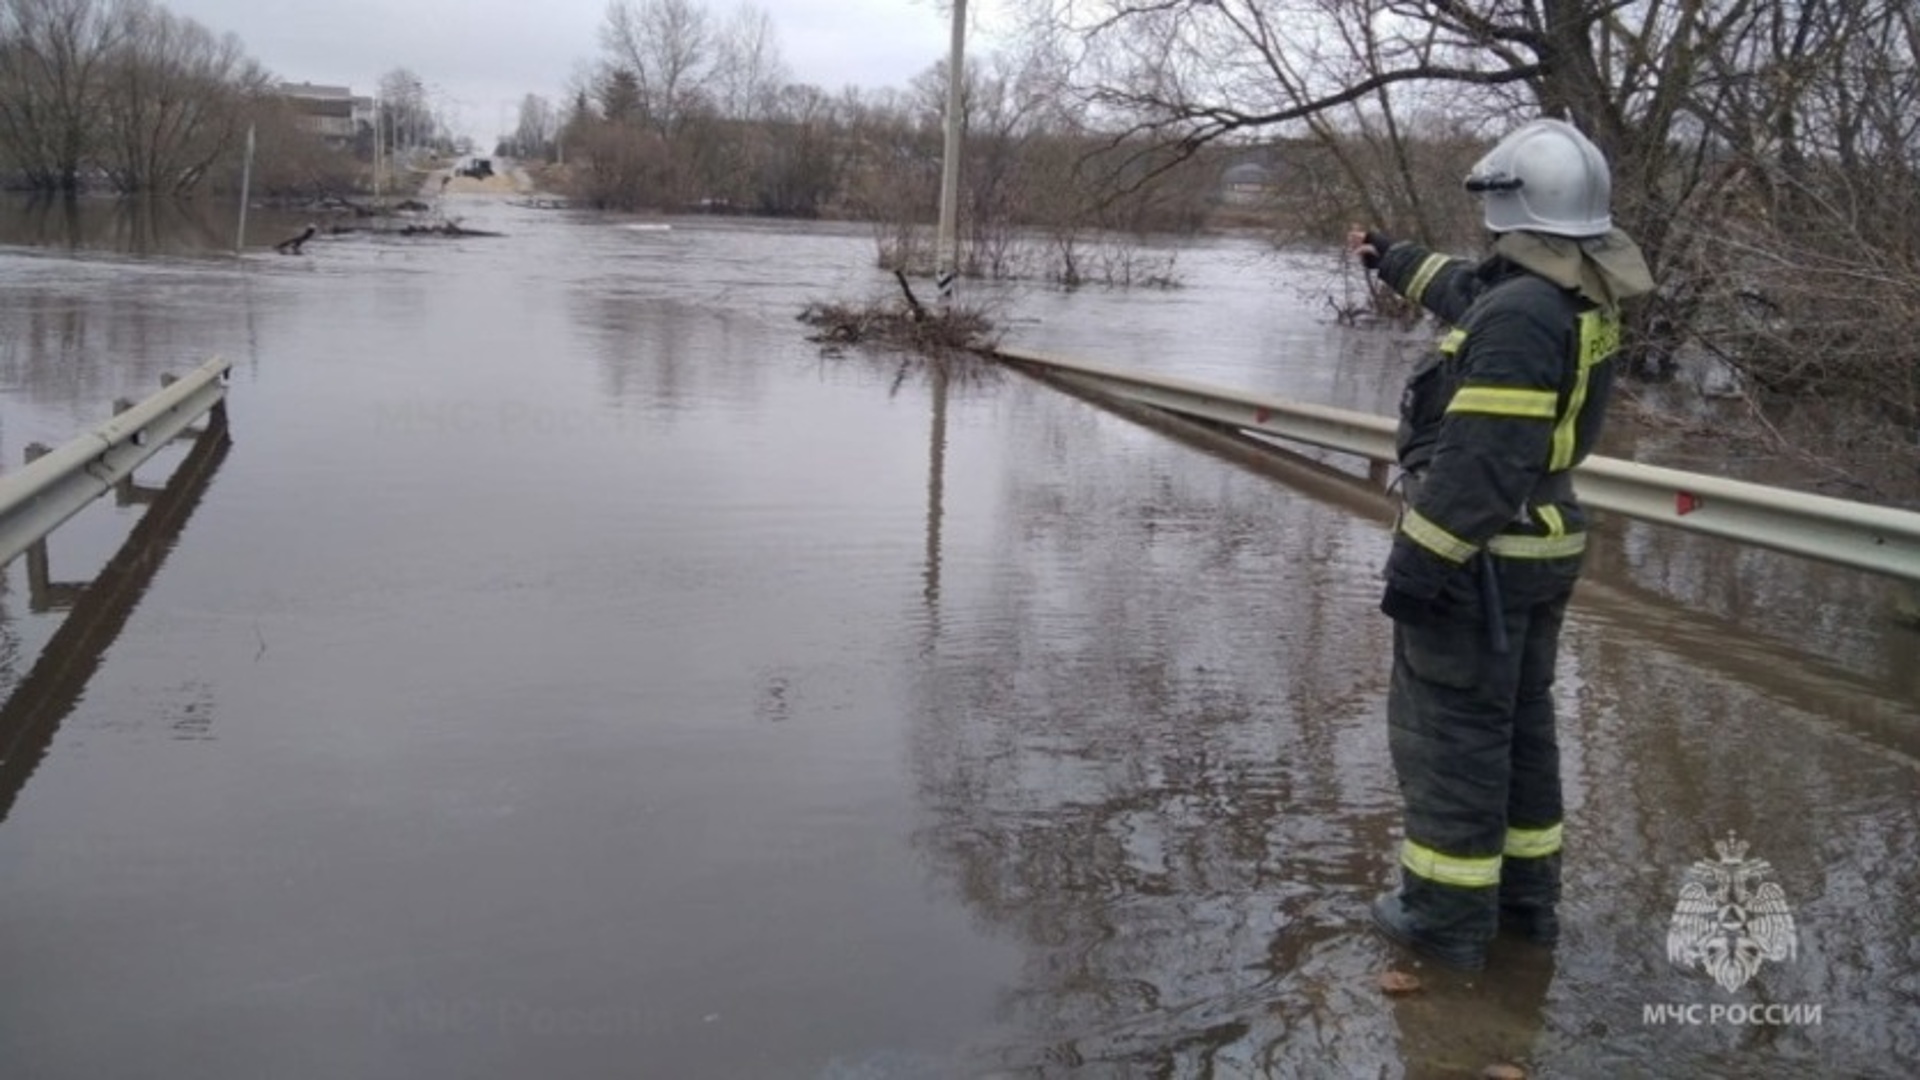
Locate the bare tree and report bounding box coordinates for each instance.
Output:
[0,0,133,190]
[565,113,674,209]
[1658,0,1920,488]
[751,82,841,215]
[712,2,786,122]
[1006,3,1812,246]
[512,93,557,160]
[669,5,790,210]
[97,0,263,194]
[600,0,716,140]
[377,67,431,156]
[838,86,942,270]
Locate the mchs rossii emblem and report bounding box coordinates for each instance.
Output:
[1666,833,1798,992]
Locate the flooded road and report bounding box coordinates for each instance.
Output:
[1,193,1916,1079]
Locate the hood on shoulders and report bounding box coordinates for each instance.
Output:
[1491,229,1655,309]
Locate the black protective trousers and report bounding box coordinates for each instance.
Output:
[1386,552,1583,950]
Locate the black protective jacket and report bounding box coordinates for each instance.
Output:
[1373,240,1622,601]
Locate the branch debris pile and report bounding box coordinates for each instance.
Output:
[798,272,997,355]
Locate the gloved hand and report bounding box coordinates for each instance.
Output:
[1379,583,1443,625]
[1348,226,1395,270]
[1360,231,1395,270]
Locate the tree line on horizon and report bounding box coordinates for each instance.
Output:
[538,0,1920,493]
[504,0,1224,288]
[0,0,462,197]
[4,0,1917,489]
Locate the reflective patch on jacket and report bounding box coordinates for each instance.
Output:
[1549,308,1623,471]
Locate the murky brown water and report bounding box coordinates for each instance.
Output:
[1,191,1916,1078]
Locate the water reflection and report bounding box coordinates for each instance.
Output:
[0,259,259,451]
[578,288,700,411]
[1547,614,1920,1073]
[1387,948,1555,1079]
[907,369,1920,1075]
[907,374,1401,1072]
[923,358,948,627]
[0,194,249,256]
[0,415,231,824]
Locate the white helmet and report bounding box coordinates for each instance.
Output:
[1464,119,1612,237]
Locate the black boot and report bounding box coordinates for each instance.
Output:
[1371,890,1489,972]
[1499,852,1560,945]
[1498,903,1559,945]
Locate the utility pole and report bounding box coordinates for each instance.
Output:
[936,0,967,306]
[373,99,384,204]
[235,124,255,255]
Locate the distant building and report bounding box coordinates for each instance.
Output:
[1220,161,1279,206]
[280,82,374,147]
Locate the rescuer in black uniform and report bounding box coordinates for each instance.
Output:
[1348,119,1654,970]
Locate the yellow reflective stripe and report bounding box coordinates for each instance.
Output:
[1549,362,1588,471]
[1551,309,1622,471]
[1447,386,1559,419]
[1505,823,1564,859]
[1405,254,1450,305]
[1399,508,1478,564]
[1401,840,1502,888]
[1486,532,1587,559]
[1536,504,1567,538]
[1439,328,1467,355]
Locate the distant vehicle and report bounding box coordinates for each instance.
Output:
[456,158,494,180]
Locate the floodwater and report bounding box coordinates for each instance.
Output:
[0,187,1916,1079]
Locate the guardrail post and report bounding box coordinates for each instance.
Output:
[22,448,49,592]
[26,546,83,613]
[115,478,161,509]
[20,444,80,613]
[109,396,160,506]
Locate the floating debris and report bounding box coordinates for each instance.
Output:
[799,271,996,354]
[273,223,317,254]
[395,221,502,239]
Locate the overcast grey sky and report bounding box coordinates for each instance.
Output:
[162,0,1011,144]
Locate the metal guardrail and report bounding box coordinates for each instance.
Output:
[0,356,231,569]
[993,346,1920,584]
[1,410,231,822]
